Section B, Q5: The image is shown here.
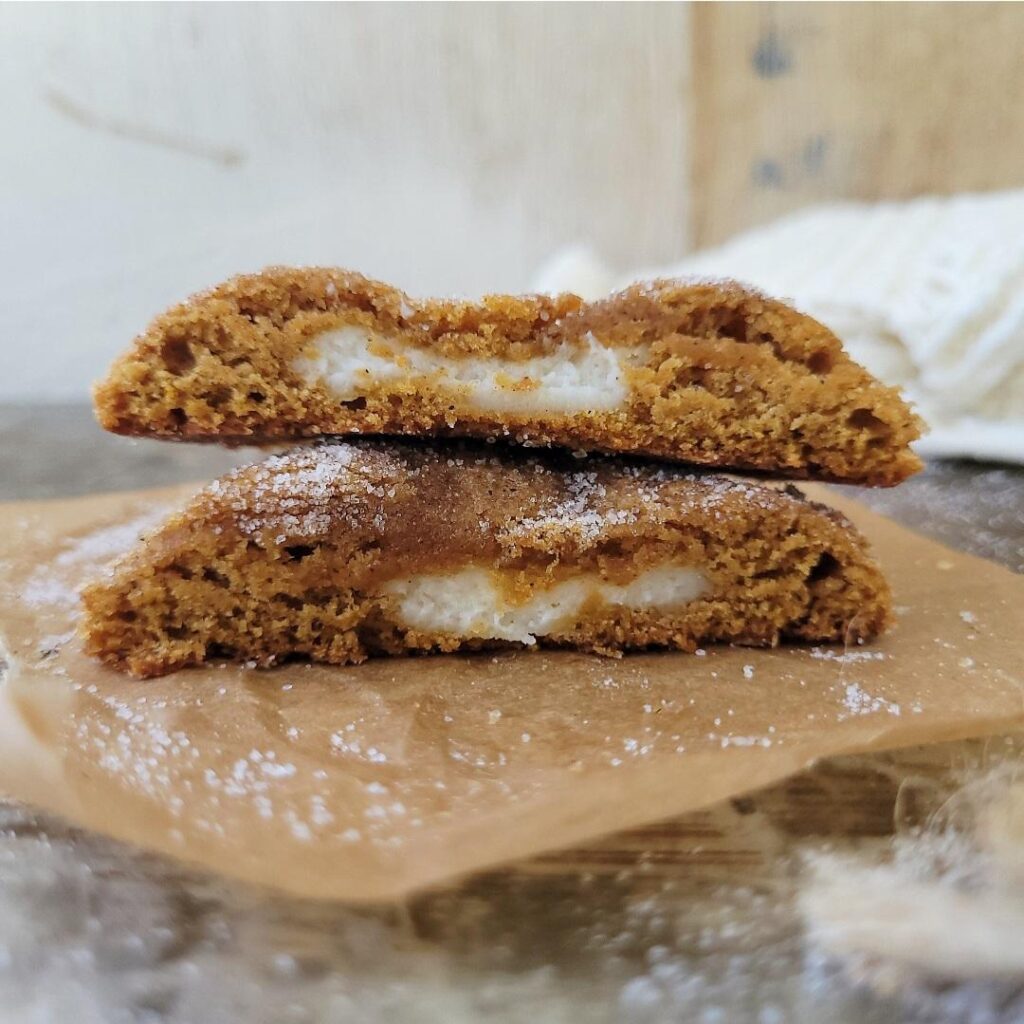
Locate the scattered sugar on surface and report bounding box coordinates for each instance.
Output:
[0,755,1019,1024]
[22,573,79,609]
[329,728,389,764]
[838,683,901,720]
[54,508,169,568]
[718,734,774,749]
[22,506,172,609]
[37,630,75,656]
[809,647,887,664]
[76,691,420,849]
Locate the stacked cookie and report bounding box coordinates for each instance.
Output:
[82,269,922,677]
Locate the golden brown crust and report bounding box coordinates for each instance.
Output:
[93,267,923,486]
[81,440,892,678]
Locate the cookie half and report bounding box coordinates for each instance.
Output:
[93,268,923,485]
[81,441,891,678]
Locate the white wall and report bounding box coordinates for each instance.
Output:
[0,2,691,400]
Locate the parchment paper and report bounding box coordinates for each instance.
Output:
[0,484,1021,901]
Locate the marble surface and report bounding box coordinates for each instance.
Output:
[1,403,1022,1024]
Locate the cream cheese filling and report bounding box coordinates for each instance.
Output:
[293,325,635,415]
[380,565,709,645]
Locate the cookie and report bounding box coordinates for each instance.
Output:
[81,440,891,677]
[93,267,923,485]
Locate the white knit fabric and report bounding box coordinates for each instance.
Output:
[533,192,1024,463]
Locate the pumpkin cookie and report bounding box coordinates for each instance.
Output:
[81,440,891,677]
[94,267,923,485]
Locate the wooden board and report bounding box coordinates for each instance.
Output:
[692,2,1024,246]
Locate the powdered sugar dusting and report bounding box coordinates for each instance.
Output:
[508,468,638,542]
[22,573,79,609]
[188,440,815,555]
[504,458,802,545]
[810,647,888,664]
[55,508,168,568]
[839,682,901,720]
[209,443,395,539]
[23,506,171,609]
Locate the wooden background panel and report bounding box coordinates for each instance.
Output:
[0,3,690,399]
[692,2,1024,247]
[9,2,1024,399]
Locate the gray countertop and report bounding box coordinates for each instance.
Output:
[2,403,1022,1024]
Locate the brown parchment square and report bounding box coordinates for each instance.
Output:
[0,484,1020,901]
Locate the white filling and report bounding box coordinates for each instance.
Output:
[293,325,633,415]
[380,565,709,645]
